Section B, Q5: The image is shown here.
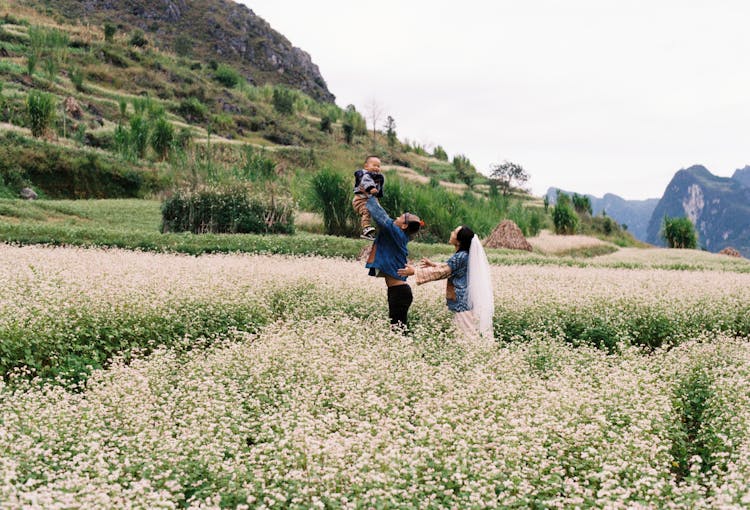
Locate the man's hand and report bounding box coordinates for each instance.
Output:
[397,264,415,277]
[419,258,436,267]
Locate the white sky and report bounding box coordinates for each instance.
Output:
[240,0,750,199]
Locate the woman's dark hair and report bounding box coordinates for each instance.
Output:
[405,221,421,236]
[456,226,474,252]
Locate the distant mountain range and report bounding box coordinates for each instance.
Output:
[645,165,750,256]
[545,188,659,242]
[548,164,750,257]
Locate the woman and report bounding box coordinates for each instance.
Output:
[398,226,494,340]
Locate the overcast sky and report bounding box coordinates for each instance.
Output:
[241,1,750,199]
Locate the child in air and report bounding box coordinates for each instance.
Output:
[352,155,384,240]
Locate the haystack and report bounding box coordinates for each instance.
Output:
[483,220,532,251]
[719,247,742,258]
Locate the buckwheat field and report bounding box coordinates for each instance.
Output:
[3,244,750,509]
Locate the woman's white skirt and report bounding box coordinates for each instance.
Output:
[453,310,479,339]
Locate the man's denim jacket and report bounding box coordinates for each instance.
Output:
[364,197,409,281]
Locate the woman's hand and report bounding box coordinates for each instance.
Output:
[419,258,436,267]
[397,264,415,277]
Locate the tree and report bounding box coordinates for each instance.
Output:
[662,216,698,249]
[342,105,365,144]
[452,154,476,187]
[433,145,448,161]
[572,193,592,215]
[489,160,529,195]
[385,115,397,149]
[552,192,579,235]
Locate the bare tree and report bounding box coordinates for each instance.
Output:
[365,97,384,140]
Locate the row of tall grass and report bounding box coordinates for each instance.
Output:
[305,167,549,243]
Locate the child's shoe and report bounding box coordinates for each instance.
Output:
[360,226,376,240]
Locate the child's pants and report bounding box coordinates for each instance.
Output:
[352,193,371,229]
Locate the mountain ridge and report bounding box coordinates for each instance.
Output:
[20,0,335,102]
[645,165,750,256]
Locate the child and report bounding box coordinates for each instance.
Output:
[352,155,385,240]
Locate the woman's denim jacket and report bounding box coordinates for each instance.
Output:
[415,251,470,312]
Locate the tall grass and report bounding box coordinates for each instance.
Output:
[305,168,547,242]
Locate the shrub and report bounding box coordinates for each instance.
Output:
[129,29,148,47]
[103,22,116,43]
[320,114,333,133]
[26,90,56,137]
[26,51,37,76]
[161,184,294,234]
[272,86,295,115]
[663,216,698,249]
[129,115,149,158]
[150,116,174,160]
[68,66,84,91]
[307,167,357,236]
[213,64,240,88]
[177,97,207,122]
[234,147,276,182]
[552,193,579,235]
[433,145,448,161]
[572,193,592,215]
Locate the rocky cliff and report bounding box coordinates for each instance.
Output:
[732,165,750,188]
[645,165,750,256]
[21,0,335,102]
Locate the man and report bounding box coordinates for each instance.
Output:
[364,193,423,331]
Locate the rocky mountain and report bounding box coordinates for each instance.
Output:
[20,0,335,102]
[545,188,658,242]
[732,165,750,188]
[645,165,750,256]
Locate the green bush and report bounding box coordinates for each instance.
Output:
[272,86,295,115]
[308,167,357,236]
[663,216,698,249]
[129,29,148,47]
[552,194,579,235]
[129,115,150,158]
[150,116,174,160]
[213,64,240,88]
[234,147,276,182]
[433,145,448,161]
[161,184,294,234]
[103,22,116,43]
[69,66,85,91]
[177,97,207,122]
[26,90,56,137]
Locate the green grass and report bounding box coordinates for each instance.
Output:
[1,199,749,273]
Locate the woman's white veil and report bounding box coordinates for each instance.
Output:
[467,235,494,340]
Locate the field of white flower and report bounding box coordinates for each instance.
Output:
[2,244,750,508]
